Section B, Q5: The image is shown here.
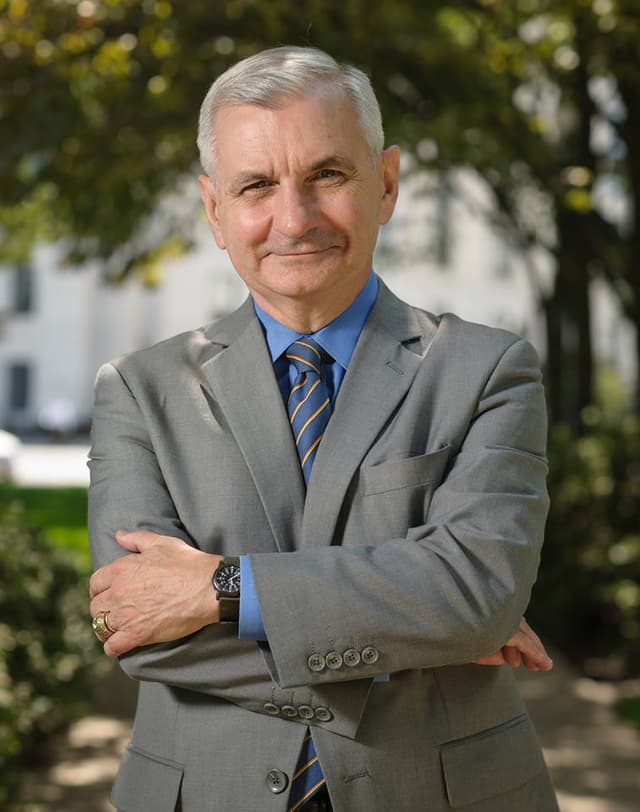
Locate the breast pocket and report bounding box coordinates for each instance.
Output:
[439,713,546,808]
[360,445,450,542]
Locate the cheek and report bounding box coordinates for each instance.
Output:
[228,209,271,250]
[340,199,381,248]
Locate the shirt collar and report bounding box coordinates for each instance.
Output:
[254,272,379,370]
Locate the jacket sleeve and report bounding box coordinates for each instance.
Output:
[249,337,550,689]
[88,362,372,739]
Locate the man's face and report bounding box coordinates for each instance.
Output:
[199,88,399,325]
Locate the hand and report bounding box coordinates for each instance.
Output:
[473,617,553,671]
[89,530,222,657]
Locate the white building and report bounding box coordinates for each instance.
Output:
[0,170,634,431]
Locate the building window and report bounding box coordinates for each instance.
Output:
[8,363,30,411]
[12,264,33,313]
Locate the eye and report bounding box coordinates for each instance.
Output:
[241,180,272,194]
[315,168,343,181]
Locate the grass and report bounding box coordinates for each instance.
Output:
[0,484,89,568]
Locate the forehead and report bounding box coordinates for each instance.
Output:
[212,90,369,171]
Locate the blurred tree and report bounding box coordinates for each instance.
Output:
[1,0,638,418]
[456,0,640,426]
[0,0,282,278]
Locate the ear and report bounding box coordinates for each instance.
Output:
[198,175,226,250]
[378,145,400,225]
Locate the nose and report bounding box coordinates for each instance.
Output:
[272,183,319,238]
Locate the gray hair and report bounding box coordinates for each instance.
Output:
[196,46,384,179]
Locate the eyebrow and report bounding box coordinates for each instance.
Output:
[228,171,270,191]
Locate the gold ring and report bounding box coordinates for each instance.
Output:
[92,611,115,642]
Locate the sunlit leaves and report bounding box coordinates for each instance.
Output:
[0,0,638,312]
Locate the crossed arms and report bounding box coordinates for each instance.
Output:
[88,331,553,714]
[90,528,551,670]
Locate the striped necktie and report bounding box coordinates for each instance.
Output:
[285,337,331,809]
[286,338,332,485]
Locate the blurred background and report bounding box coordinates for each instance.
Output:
[0,0,639,809]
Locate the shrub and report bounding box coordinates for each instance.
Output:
[529,413,640,678]
[0,503,100,806]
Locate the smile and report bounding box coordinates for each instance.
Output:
[269,246,338,258]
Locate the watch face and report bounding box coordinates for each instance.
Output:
[213,563,240,597]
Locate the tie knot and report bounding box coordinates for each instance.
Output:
[285,338,328,377]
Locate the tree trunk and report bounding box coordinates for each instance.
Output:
[544,210,594,433]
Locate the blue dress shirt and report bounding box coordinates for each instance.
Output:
[238,272,379,641]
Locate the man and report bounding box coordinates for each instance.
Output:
[89,46,559,812]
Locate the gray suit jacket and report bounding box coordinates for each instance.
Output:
[89,280,559,811]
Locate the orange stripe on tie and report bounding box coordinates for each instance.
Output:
[292,754,319,782]
[295,398,330,446]
[288,378,308,401]
[300,433,323,469]
[287,778,327,812]
[285,353,321,376]
[295,340,322,360]
[289,378,321,422]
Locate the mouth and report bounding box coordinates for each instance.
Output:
[268,246,339,258]
[278,250,325,257]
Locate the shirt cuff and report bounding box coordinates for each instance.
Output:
[238,556,268,641]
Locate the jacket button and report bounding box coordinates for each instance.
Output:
[362,646,380,665]
[343,648,361,667]
[266,768,289,794]
[281,704,298,718]
[307,653,326,672]
[325,651,343,670]
[298,705,315,720]
[263,702,280,716]
[314,706,333,722]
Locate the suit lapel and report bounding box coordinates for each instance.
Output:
[197,283,439,553]
[200,300,305,552]
[301,282,439,548]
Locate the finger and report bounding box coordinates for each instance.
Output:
[473,651,507,666]
[517,621,553,667]
[115,529,145,552]
[103,630,138,658]
[502,646,522,668]
[520,617,545,650]
[89,594,115,618]
[90,597,102,617]
[522,651,553,671]
[115,529,186,553]
[115,528,169,552]
[89,567,112,599]
[513,633,553,669]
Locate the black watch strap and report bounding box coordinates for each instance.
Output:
[218,596,240,623]
[212,557,241,624]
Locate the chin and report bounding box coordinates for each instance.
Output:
[261,258,341,290]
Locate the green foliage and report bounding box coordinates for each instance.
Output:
[0,485,87,529]
[3,0,639,417]
[529,409,640,677]
[616,696,640,732]
[0,503,99,806]
[0,484,89,566]
[2,1,636,275]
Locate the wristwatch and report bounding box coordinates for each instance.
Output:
[212,557,241,622]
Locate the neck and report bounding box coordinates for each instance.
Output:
[252,288,361,333]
